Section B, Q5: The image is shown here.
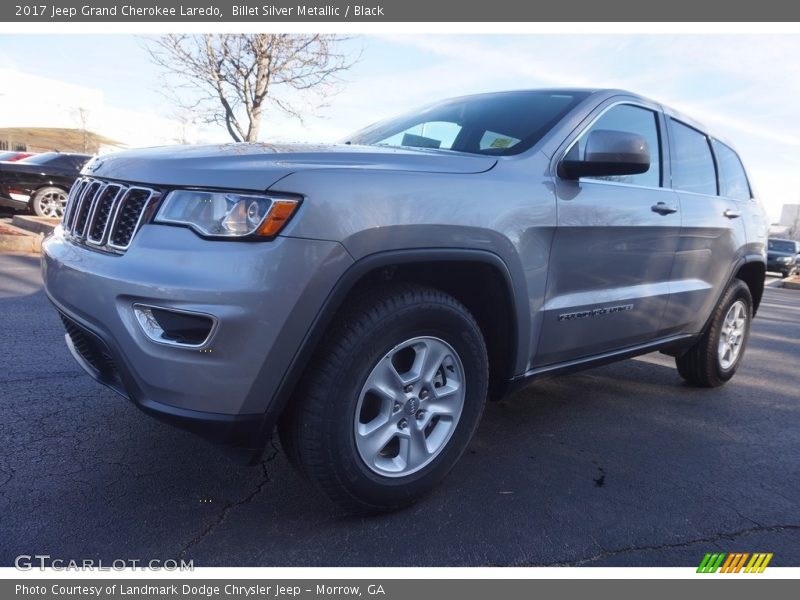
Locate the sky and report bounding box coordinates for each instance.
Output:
[0,33,797,221]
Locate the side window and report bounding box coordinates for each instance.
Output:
[712,140,751,201]
[50,155,85,171]
[670,120,717,195]
[575,104,661,187]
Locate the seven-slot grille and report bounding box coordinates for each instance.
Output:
[62,177,160,253]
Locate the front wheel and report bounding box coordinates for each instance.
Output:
[279,283,488,513]
[675,279,753,387]
[31,187,68,218]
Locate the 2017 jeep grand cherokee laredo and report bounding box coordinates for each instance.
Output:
[42,89,768,512]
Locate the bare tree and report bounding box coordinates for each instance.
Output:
[72,106,92,153]
[147,34,356,142]
[171,107,198,145]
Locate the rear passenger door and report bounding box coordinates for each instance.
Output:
[661,119,748,335]
[537,101,682,366]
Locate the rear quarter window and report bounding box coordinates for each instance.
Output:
[712,140,751,201]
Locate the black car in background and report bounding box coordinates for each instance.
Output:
[0,151,35,162]
[0,152,92,218]
[767,238,800,278]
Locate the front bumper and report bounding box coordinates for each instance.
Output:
[42,224,352,449]
[0,195,28,210]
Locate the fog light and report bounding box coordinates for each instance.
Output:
[133,304,216,348]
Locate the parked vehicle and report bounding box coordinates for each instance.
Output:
[766,238,800,277]
[0,152,92,218]
[0,151,35,162]
[42,89,768,512]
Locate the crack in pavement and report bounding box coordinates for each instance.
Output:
[177,442,280,560]
[0,466,14,488]
[506,523,800,567]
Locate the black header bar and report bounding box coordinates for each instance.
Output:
[3,0,800,22]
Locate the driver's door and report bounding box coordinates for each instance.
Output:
[535,102,682,366]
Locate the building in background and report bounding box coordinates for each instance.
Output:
[0,68,198,155]
[0,126,122,154]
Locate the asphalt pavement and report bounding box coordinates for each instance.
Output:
[1,252,798,567]
[0,206,15,224]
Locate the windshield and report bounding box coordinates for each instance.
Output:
[769,239,798,253]
[346,90,590,156]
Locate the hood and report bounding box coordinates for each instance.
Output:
[83,143,497,190]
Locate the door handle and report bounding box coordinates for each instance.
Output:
[651,202,678,215]
[723,208,742,219]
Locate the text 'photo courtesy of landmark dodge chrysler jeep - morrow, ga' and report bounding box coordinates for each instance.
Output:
[42,89,768,512]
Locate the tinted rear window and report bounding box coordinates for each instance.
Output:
[670,119,717,195]
[769,239,797,253]
[18,153,90,170]
[17,152,61,166]
[347,91,590,156]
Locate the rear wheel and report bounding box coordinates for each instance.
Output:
[279,283,488,513]
[676,279,752,387]
[31,187,67,218]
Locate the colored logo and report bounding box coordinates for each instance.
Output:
[697,553,773,573]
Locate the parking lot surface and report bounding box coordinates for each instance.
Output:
[1,252,798,567]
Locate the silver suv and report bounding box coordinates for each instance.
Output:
[42,89,768,512]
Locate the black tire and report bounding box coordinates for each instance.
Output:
[675,279,753,387]
[30,186,68,218]
[279,283,488,513]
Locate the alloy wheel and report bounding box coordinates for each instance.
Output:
[354,336,466,478]
[718,300,747,370]
[37,190,67,218]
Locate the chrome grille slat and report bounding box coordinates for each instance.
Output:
[82,182,110,241]
[108,188,155,250]
[62,177,159,254]
[71,179,97,233]
[62,179,86,231]
[72,181,102,238]
[65,178,92,232]
[86,185,123,245]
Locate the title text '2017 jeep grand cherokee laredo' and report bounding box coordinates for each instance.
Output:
[42,89,768,512]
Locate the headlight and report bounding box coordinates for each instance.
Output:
[777,256,791,263]
[155,190,300,238]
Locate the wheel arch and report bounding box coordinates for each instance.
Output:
[260,248,527,445]
[32,183,68,195]
[734,257,766,315]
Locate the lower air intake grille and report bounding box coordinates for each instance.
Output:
[59,313,120,383]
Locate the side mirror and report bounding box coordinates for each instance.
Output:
[558,129,650,180]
